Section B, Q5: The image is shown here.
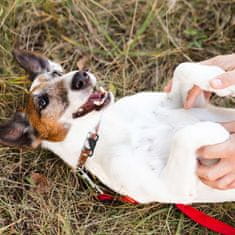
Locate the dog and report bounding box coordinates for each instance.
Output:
[0,49,235,204]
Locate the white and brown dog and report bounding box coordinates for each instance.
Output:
[0,50,235,204]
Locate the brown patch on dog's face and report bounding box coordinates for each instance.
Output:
[26,79,69,142]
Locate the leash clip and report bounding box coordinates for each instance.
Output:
[77,167,103,193]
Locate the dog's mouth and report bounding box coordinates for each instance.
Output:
[72,87,112,118]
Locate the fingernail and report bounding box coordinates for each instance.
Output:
[210,79,223,89]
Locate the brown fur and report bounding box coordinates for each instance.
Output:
[26,81,69,142]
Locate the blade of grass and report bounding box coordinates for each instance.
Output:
[0,217,25,233]
[134,208,169,229]
[127,0,159,50]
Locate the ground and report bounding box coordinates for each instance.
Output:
[0,0,234,234]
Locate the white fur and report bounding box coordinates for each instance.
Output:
[42,63,235,204]
[30,59,64,91]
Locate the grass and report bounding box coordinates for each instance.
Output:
[0,0,235,234]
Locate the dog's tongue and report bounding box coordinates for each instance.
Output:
[72,87,109,118]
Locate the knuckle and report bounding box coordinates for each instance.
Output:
[205,172,217,181]
[214,55,221,61]
[227,74,234,82]
[197,147,206,157]
[213,55,222,64]
[216,182,227,190]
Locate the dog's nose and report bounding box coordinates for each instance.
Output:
[71,71,90,90]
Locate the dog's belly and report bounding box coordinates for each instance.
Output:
[86,92,203,201]
[129,109,199,174]
[102,91,200,164]
[43,91,235,203]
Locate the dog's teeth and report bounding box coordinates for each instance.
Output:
[78,108,84,112]
[94,101,101,106]
[99,87,105,93]
[96,100,105,105]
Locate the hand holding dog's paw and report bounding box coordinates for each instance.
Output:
[187,54,235,107]
[165,54,235,108]
[197,133,235,190]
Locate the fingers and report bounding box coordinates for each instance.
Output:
[199,173,235,190]
[210,70,235,89]
[219,173,235,189]
[164,81,211,108]
[197,135,235,159]
[228,180,235,189]
[201,58,217,66]
[221,121,235,133]
[165,54,235,93]
[197,134,235,190]
[184,85,201,109]
[164,80,173,92]
[197,159,232,182]
[204,91,212,102]
[183,69,235,109]
[201,54,235,71]
[184,86,211,109]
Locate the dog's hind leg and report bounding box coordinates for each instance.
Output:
[160,121,229,203]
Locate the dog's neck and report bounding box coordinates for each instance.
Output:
[41,109,105,169]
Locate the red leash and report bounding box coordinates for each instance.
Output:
[79,167,235,234]
[175,204,235,235]
[97,193,235,235]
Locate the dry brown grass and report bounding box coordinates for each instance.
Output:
[0,0,234,234]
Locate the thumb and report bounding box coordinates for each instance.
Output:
[210,70,235,89]
[197,137,235,159]
[221,122,235,133]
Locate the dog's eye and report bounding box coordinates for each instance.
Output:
[37,94,49,111]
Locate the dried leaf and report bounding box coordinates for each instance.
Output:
[30,172,50,193]
[77,56,90,70]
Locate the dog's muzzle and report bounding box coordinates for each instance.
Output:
[71,71,90,90]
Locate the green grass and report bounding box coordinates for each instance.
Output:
[0,0,235,233]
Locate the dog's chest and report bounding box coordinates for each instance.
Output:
[43,92,199,173]
[86,94,200,177]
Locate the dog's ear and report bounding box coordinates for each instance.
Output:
[13,49,63,81]
[0,112,40,148]
[13,49,50,80]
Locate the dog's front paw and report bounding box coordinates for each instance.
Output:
[212,85,235,97]
[174,62,235,97]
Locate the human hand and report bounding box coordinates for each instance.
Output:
[197,122,235,190]
[164,54,235,109]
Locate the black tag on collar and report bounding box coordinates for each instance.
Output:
[87,133,99,157]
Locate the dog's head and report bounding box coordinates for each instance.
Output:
[0,50,112,148]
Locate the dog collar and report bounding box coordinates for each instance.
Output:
[78,122,100,168]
